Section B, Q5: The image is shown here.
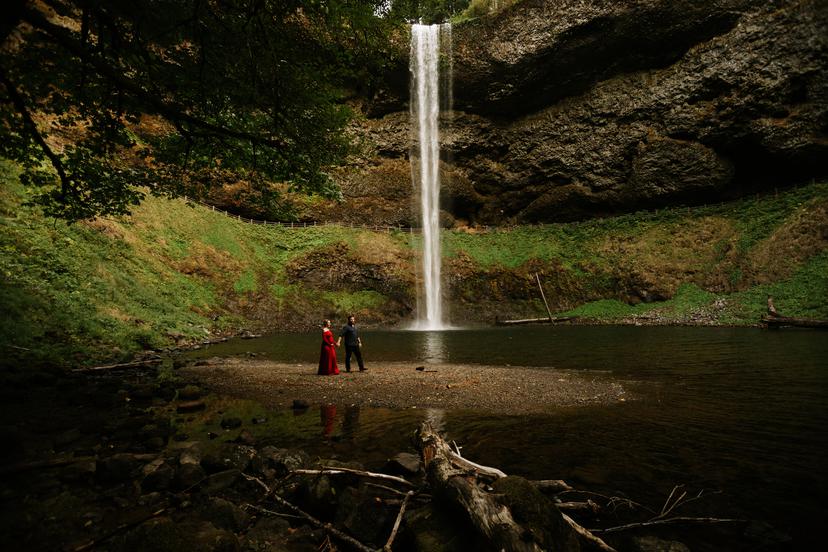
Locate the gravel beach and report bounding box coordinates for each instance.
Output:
[182,358,630,414]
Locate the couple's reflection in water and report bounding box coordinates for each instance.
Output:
[319,403,361,440]
[316,331,446,439]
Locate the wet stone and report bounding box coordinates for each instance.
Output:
[97,453,143,483]
[230,429,256,446]
[143,436,167,451]
[141,462,175,493]
[179,449,201,466]
[401,504,470,552]
[177,400,206,413]
[198,497,250,532]
[53,427,82,448]
[175,463,206,490]
[220,417,242,430]
[201,469,241,494]
[178,384,203,401]
[383,452,421,476]
[630,535,691,552]
[335,485,394,545]
[243,516,291,548]
[129,384,157,402]
[58,458,97,482]
[201,444,257,474]
[259,447,309,477]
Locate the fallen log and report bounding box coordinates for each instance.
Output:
[71,358,162,372]
[762,316,828,329]
[417,422,598,552]
[495,316,577,326]
[418,422,541,551]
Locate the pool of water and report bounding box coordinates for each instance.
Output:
[185,326,828,549]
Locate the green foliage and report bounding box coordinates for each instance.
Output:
[446,181,828,323]
[558,299,659,320]
[388,0,471,23]
[667,283,718,314]
[319,290,387,313]
[445,225,590,269]
[0,0,399,220]
[1,154,421,366]
[233,270,257,294]
[458,0,520,21]
[723,251,828,323]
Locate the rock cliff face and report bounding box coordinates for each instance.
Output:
[350,0,828,224]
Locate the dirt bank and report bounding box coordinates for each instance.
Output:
[181,358,630,414]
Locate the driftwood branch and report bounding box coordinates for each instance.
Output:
[293,467,415,487]
[242,503,304,521]
[241,473,375,552]
[0,455,95,477]
[364,482,415,497]
[532,479,574,494]
[496,316,577,326]
[560,513,617,552]
[383,490,414,552]
[71,359,162,372]
[71,506,169,552]
[592,516,746,535]
[535,273,554,321]
[556,500,601,516]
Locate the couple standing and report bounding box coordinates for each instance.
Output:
[318,315,366,376]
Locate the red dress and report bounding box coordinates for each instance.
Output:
[317,328,339,375]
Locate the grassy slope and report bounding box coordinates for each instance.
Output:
[2,156,827,367]
[444,182,828,323]
[0,160,410,367]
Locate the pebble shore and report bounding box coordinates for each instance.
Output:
[182,358,630,414]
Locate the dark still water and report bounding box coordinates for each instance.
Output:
[187,326,828,549]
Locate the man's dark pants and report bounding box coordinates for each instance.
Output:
[345,345,365,372]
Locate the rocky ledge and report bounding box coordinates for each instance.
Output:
[350,0,827,225]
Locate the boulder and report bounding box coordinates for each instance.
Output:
[198,497,250,532]
[200,444,257,473]
[97,453,144,483]
[383,452,422,476]
[141,461,175,493]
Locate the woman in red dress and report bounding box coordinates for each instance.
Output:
[317,319,340,375]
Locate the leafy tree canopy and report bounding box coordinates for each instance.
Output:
[384,0,470,24]
[0,0,401,220]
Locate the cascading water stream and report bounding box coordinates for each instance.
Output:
[410,23,450,330]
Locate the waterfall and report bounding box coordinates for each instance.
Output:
[410,23,451,330]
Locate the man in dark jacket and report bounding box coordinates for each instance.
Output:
[337,315,366,372]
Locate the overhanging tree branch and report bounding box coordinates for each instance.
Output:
[0,65,73,200]
[19,3,286,150]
